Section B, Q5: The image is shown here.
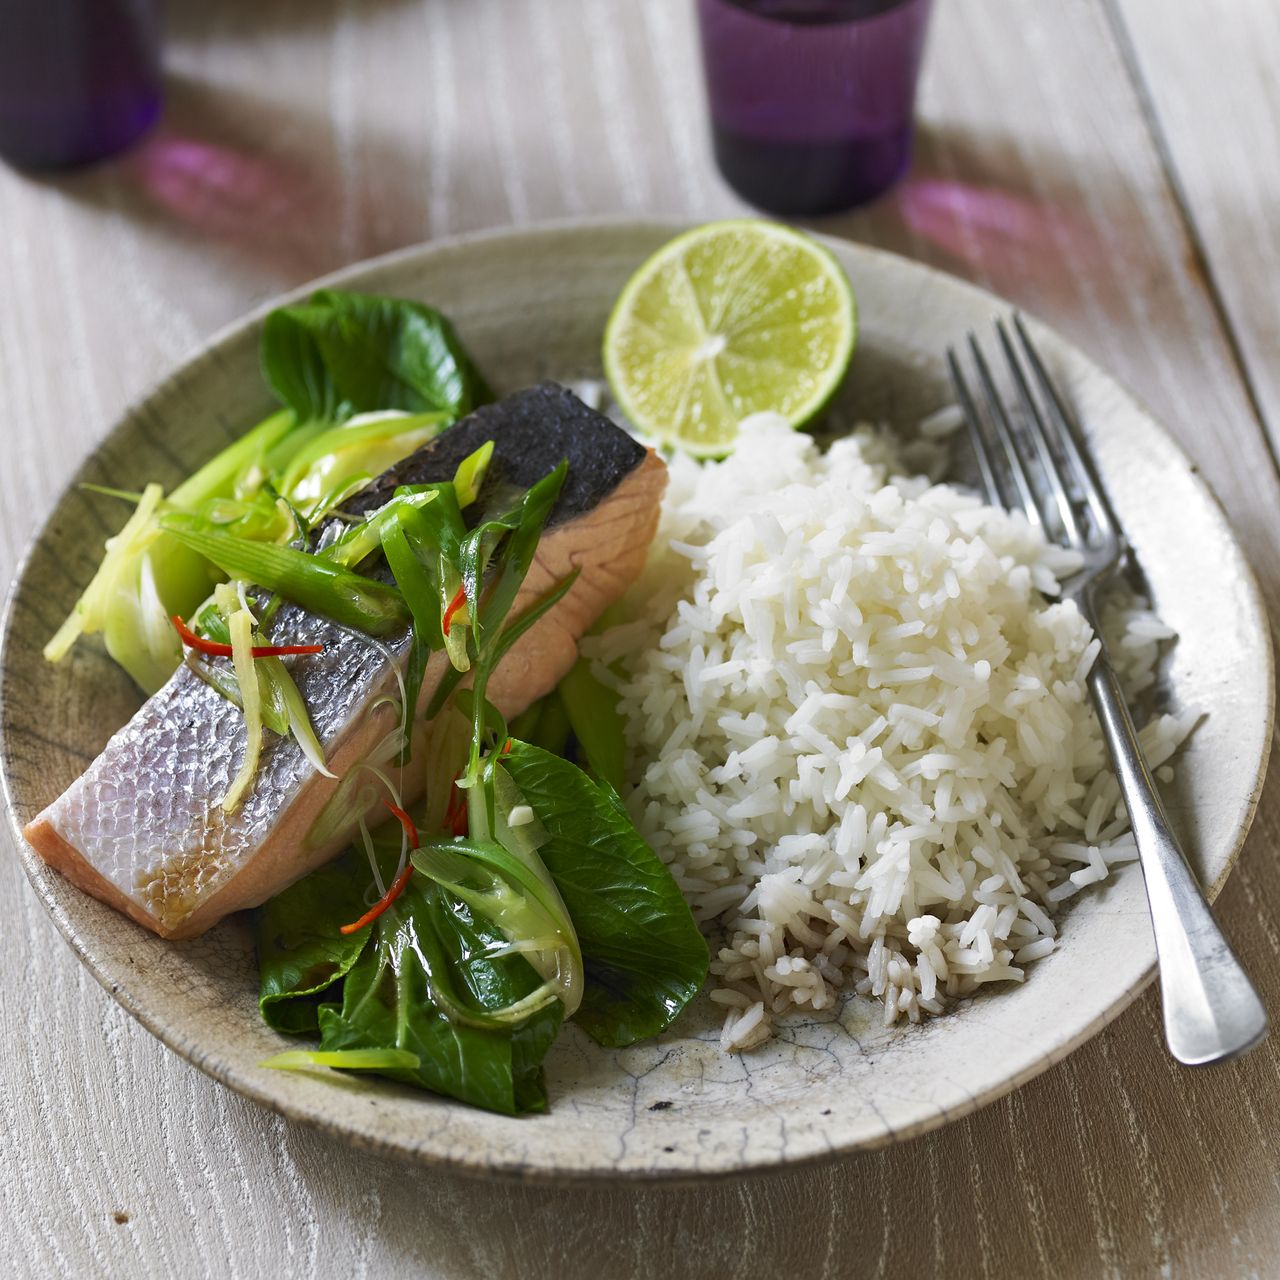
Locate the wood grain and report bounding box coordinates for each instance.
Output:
[1107,0,1280,458]
[3,0,1280,1275]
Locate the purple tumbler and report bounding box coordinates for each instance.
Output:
[696,0,933,215]
[0,0,162,171]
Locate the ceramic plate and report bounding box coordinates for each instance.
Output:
[2,221,1271,1181]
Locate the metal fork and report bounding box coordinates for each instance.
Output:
[948,315,1267,1066]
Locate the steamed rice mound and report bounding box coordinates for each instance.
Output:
[586,415,1191,1051]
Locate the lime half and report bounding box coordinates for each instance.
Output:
[603,220,857,456]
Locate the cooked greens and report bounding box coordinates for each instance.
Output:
[501,742,707,1048]
[258,421,705,1109]
[259,736,708,1111]
[45,288,706,1117]
[162,517,412,637]
[47,293,490,693]
[261,289,491,424]
[556,658,627,793]
[258,839,563,1114]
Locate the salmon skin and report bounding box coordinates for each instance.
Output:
[25,383,667,940]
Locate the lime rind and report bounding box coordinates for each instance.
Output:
[603,220,857,457]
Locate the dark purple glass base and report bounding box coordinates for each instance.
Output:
[711,122,912,215]
[0,91,163,172]
[697,0,932,216]
[0,0,163,171]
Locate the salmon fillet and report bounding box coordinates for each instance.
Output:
[25,384,667,939]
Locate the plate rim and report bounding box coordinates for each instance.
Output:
[2,216,1272,1183]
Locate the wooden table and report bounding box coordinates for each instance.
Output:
[3,1,1279,1274]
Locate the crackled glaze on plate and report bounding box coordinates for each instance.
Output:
[1,222,1271,1181]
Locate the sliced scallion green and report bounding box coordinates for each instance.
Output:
[278,410,448,506]
[260,1047,421,1072]
[163,516,410,636]
[452,439,494,507]
[221,603,263,813]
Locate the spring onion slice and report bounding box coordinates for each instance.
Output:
[171,409,297,507]
[452,440,494,507]
[260,1048,421,1073]
[277,410,449,505]
[304,723,404,853]
[440,574,470,674]
[261,657,336,779]
[320,490,440,570]
[162,516,410,636]
[184,652,291,736]
[221,606,263,813]
[79,482,146,503]
[357,816,385,897]
[44,483,166,662]
[379,518,440,747]
[304,473,374,527]
[421,707,470,836]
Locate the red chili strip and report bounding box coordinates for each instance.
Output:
[338,864,414,936]
[441,586,468,636]
[444,777,469,838]
[172,614,325,659]
[383,799,420,850]
[500,738,513,757]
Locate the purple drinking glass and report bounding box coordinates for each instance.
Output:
[0,0,163,171]
[695,0,934,215]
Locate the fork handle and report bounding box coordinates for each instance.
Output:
[1086,652,1268,1065]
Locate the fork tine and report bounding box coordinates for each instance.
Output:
[1012,314,1117,540]
[946,347,1001,506]
[966,334,1044,531]
[995,319,1083,545]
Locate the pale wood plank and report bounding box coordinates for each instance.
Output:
[3,1,1280,1277]
[1108,0,1280,451]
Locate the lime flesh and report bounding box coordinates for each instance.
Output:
[603,221,857,455]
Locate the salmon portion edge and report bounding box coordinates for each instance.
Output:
[24,450,668,939]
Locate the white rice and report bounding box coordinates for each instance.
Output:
[584,413,1193,1051]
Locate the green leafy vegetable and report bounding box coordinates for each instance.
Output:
[509,692,572,758]
[556,658,626,791]
[261,290,491,423]
[257,844,563,1114]
[318,878,563,1113]
[502,740,709,1048]
[458,461,568,655]
[259,853,372,1034]
[412,836,583,1019]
